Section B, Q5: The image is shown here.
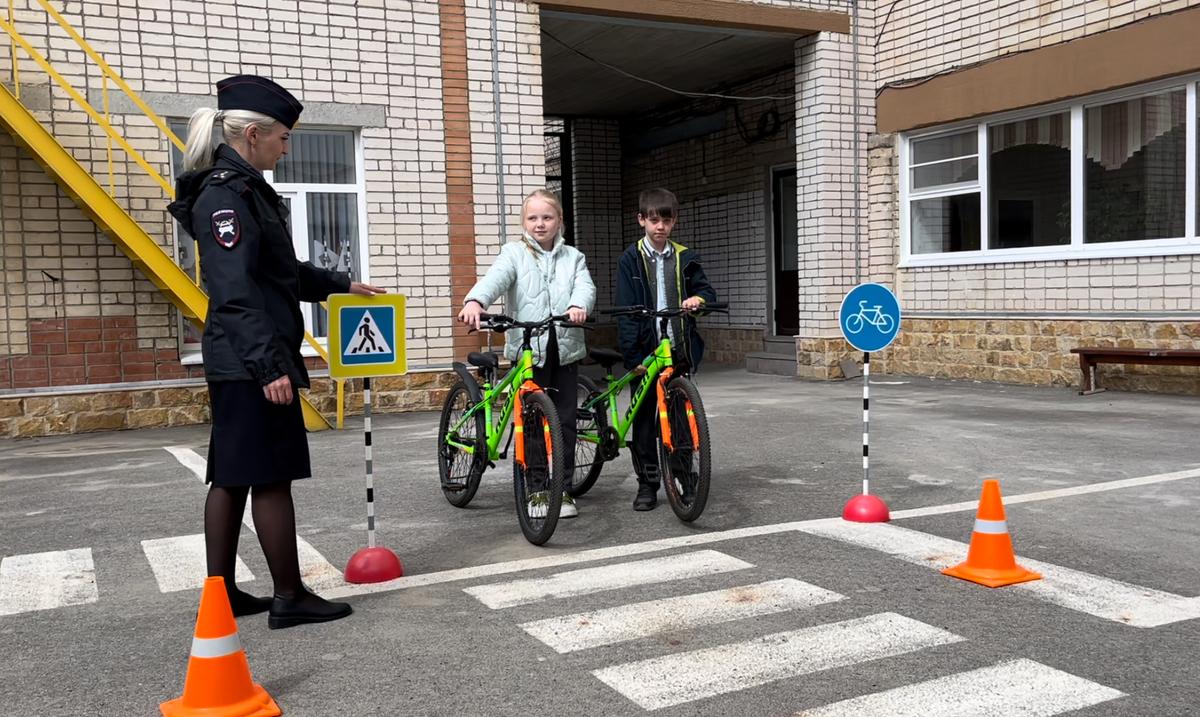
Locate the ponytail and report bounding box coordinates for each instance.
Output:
[182,108,278,172]
[183,107,222,171]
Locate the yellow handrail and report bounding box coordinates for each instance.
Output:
[5,0,16,98]
[0,17,174,197]
[32,0,184,151]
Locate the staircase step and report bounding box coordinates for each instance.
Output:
[763,336,795,356]
[746,352,796,377]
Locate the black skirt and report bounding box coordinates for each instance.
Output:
[206,380,312,487]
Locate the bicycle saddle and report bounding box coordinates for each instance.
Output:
[467,351,500,370]
[588,348,623,368]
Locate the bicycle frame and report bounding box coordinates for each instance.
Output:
[444,346,551,469]
[581,335,698,453]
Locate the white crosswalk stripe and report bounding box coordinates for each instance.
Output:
[464,550,753,610]
[141,534,255,593]
[0,548,99,616]
[800,521,1200,628]
[802,658,1125,716]
[520,578,844,654]
[593,612,964,711]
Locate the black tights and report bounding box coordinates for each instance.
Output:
[204,482,304,599]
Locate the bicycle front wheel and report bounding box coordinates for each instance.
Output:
[437,381,487,508]
[845,314,864,335]
[570,375,608,498]
[658,375,711,522]
[514,390,565,545]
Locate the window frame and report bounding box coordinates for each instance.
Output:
[900,74,1200,267]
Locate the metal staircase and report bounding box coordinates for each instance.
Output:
[1,1,332,430]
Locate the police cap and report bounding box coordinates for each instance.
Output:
[216,75,303,129]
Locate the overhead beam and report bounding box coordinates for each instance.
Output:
[532,0,849,35]
[877,6,1200,133]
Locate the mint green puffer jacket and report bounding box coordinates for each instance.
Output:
[464,233,596,367]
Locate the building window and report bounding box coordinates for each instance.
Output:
[544,117,574,243]
[169,124,368,355]
[1085,89,1186,243]
[901,78,1199,265]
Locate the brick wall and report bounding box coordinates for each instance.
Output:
[1,0,458,395]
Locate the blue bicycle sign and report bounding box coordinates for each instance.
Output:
[839,283,901,352]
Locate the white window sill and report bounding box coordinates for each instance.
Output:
[901,239,1200,268]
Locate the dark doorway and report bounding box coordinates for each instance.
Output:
[544,117,574,243]
[771,167,798,336]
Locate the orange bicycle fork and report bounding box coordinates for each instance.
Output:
[514,380,553,470]
[655,367,700,453]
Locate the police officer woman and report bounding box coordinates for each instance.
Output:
[169,75,383,629]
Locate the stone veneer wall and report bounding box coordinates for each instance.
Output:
[798,319,1200,395]
[1,370,458,439]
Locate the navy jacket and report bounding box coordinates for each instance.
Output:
[168,145,349,388]
[614,240,717,371]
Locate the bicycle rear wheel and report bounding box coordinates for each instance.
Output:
[569,375,608,498]
[437,381,487,508]
[514,390,565,545]
[658,375,711,522]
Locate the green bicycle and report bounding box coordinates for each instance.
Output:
[572,303,728,522]
[437,313,578,545]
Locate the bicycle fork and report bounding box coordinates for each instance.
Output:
[514,381,553,470]
[655,368,700,453]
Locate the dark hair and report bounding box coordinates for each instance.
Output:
[638,188,678,219]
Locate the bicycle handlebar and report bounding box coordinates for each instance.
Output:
[599,303,728,318]
[476,313,593,333]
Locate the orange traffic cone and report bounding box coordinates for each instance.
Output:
[942,479,1042,588]
[161,576,281,717]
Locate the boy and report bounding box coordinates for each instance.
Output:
[615,188,717,511]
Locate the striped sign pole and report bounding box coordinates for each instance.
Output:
[343,376,402,583]
[839,282,895,523]
[364,376,376,549]
[862,352,870,496]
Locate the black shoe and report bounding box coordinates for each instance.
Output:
[268,590,353,630]
[633,483,658,511]
[228,587,272,617]
[680,471,699,505]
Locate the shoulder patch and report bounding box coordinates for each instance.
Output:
[210,208,241,249]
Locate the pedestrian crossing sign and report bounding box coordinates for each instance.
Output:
[328,294,407,378]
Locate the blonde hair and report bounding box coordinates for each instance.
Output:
[182,107,280,171]
[521,188,563,219]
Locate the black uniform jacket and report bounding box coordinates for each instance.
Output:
[168,145,350,389]
[614,241,717,371]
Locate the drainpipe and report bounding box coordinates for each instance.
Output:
[490,0,506,248]
[851,0,862,284]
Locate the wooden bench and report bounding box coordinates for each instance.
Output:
[1069,347,1200,394]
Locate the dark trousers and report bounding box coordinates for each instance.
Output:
[514,333,577,491]
[629,381,660,490]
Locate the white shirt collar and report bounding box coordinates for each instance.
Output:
[641,236,672,258]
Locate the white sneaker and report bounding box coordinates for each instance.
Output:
[560,493,579,519]
[527,491,549,519]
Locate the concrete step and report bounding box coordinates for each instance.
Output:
[763,336,795,356]
[745,351,796,376]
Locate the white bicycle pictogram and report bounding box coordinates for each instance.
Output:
[845,300,895,335]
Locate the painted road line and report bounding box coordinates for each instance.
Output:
[801,658,1124,716]
[0,549,99,616]
[465,551,754,610]
[801,521,1200,628]
[304,465,1200,599]
[890,466,1200,520]
[141,535,254,593]
[165,446,347,590]
[520,578,844,653]
[593,612,963,711]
